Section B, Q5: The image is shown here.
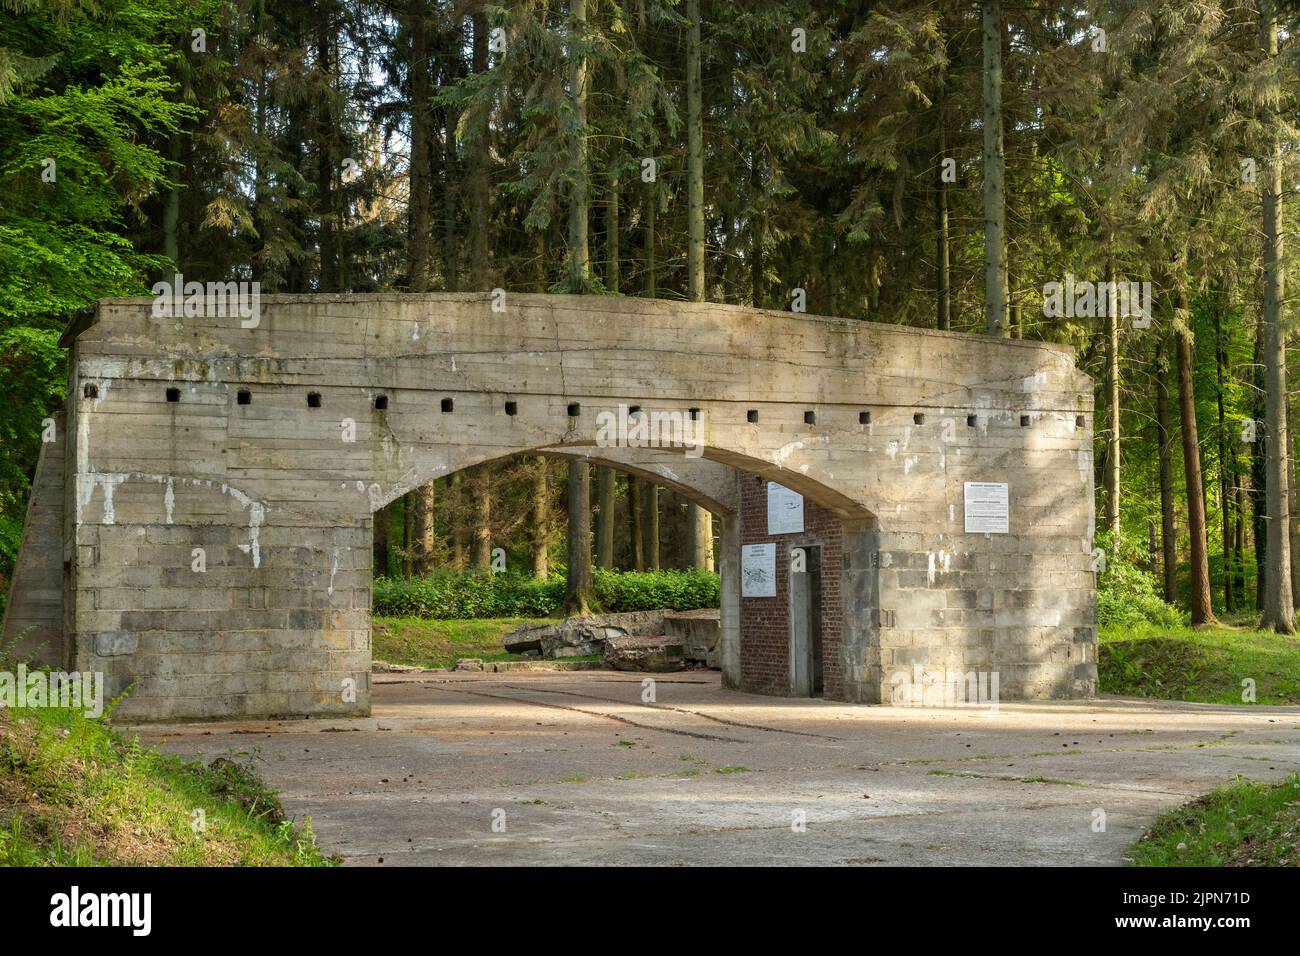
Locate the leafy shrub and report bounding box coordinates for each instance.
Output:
[592,568,719,612]
[1095,531,1185,631]
[372,568,719,619]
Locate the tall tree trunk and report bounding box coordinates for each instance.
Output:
[315,14,337,292]
[980,0,1007,336]
[685,0,704,302]
[1215,307,1233,611]
[530,457,550,578]
[1253,321,1267,610]
[1258,0,1293,631]
[470,467,492,569]
[163,135,181,268]
[935,113,950,331]
[373,504,390,577]
[436,15,463,291]
[414,482,436,575]
[640,479,659,570]
[408,0,432,292]
[644,188,656,297]
[406,2,437,573]
[449,472,466,569]
[594,466,615,569]
[607,170,620,292]
[1155,333,1178,603]
[628,475,644,570]
[466,5,492,291]
[683,1,712,564]
[1234,476,1247,601]
[750,155,765,309]
[567,0,590,291]
[402,493,414,581]
[1176,295,1216,625]
[560,1,592,608]
[688,502,713,571]
[1289,400,1300,610]
[562,462,594,614]
[1103,258,1120,541]
[462,13,491,567]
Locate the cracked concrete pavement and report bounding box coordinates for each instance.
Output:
[134,671,1300,866]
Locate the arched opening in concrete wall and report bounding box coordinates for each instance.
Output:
[13,293,1093,722]
[363,439,882,703]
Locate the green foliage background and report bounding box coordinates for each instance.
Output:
[373,568,720,619]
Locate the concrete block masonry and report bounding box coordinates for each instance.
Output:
[0,293,1096,720]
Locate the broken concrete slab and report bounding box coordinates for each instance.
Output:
[604,634,686,672]
[664,609,720,667]
[504,611,677,660]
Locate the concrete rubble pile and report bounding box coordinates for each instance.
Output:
[503,609,721,673]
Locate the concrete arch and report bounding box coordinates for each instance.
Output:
[2,293,1096,720]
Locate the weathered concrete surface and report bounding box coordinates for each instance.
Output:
[29,292,1095,720]
[137,672,1300,866]
[1,410,65,667]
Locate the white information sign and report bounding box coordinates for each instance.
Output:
[964,482,1009,534]
[741,543,777,597]
[767,483,805,534]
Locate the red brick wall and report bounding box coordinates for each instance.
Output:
[739,479,844,698]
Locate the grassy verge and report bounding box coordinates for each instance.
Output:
[0,706,335,866]
[1098,625,1300,705]
[1128,773,1300,866]
[372,616,550,669]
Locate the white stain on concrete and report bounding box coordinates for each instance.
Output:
[327,547,340,596]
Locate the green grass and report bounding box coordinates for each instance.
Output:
[0,706,334,866]
[372,615,550,669]
[1129,773,1300,866]
[1099,625,1300,705]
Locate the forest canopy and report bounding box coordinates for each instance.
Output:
[1,0,1298,629]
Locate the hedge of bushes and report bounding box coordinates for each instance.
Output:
[372,568,720,619]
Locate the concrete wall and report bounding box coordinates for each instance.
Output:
[1,411,66,667]
[26,292,1093,719]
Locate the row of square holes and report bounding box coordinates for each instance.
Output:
[83,384,1081,428]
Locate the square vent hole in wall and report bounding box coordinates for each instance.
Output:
[166,387,180,403]
[441,397,454,413]
[237,389,251,405]
[83,384,98,399]
[374,395,388,410]
[307,392,321,408]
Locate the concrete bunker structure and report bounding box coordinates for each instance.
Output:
[2,293,1097,720]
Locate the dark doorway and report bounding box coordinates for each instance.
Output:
[789,544,823,697]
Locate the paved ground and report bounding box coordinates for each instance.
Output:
[135,671,1300,866]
